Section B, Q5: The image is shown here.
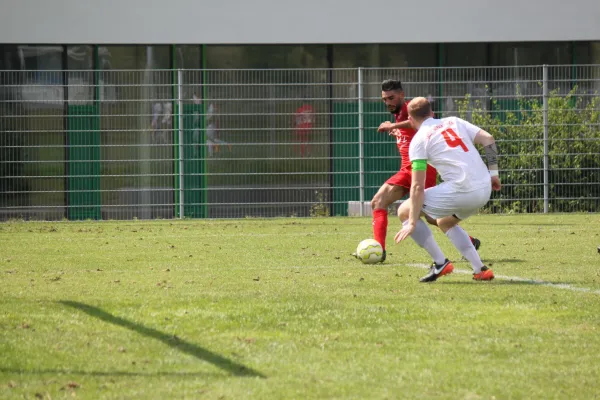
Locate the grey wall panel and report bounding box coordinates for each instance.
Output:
[1,0,599,44]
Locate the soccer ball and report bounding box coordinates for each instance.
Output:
[355,239,384,264]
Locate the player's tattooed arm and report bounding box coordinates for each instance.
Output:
[483,142,499,173]
[474,129,499,174]
[474,129,501,190]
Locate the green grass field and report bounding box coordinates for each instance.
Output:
[1,214,600,399]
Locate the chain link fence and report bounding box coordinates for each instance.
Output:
[1,65,599,220]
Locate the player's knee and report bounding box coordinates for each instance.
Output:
[371,194,383,210]
[437,218,458,233]
[437,220,450,233]
[425,215,438,226]
[397,204,409,221]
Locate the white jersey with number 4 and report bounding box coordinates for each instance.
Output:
[409,117,490,192]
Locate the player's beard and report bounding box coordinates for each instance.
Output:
[389,104,401,115]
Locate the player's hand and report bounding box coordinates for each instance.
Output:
[389,129,401,138]
[394,224,415,243]
[378,121,393,132]
[491,176,501,191]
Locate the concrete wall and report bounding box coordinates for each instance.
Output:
[1,0,599,44]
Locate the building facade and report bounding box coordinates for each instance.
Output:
[1,0,599,220]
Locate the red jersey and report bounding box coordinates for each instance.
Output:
[394,101,417,170]
[295,104,314,135]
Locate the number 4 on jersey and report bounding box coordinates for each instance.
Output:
[441,128,469,152]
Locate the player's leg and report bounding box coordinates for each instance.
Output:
[207,139,215,157]
[371,175,409,257]
[396,198,452,282]
[423,168,481,250]
[422,169,442,229]
[214,138,232,153]
[425,212,481,250]
[426,185,494,280]
[437,215,494,281]
[424,214,438,226]
[302,133,311,157]
[293,132,301,157]
[296,132,308,158]
[301,136,307,158]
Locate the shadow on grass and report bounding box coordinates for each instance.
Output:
[59,301,265,379]
[0,367,224,378]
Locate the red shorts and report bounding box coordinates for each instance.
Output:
[385,166,437,189]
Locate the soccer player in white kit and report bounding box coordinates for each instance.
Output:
[394,97,501,282]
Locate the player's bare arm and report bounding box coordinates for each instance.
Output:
[378,120,412,133]
[474,130,502,191]
[394,168,426,243]
[378,120,412,132]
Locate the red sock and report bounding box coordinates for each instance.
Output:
[372,208,388,250]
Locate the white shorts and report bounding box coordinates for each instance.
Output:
[422,182,492,220]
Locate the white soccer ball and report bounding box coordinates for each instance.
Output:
[355,239,384,264]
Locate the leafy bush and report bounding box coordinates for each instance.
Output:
[456,86,600,213]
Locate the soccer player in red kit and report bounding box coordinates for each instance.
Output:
[370,80,480,262]
[294,103,314,157]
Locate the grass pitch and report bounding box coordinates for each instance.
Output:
[1,214,600,399]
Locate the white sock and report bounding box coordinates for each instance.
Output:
[445,226,484,273]
[404,220,446,265]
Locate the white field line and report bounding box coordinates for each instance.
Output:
[406,263,600,295]
[286,262,600,295]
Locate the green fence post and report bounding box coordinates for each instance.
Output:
[201,44,208,218]
[172,45,181,218]
[332,101,359,216]
[67,45,101,220]
[67,104,101,220]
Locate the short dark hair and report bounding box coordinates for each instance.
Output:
[381,79,403,92]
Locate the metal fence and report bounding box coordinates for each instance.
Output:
[1,65,599,220]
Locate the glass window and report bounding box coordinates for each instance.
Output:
[490,42,573,96]
[439,44,489,116]
[67,46,93,70]
[572,42,600,98]
[17,46,63,84]
[334,44,437,105]
[205,45,327,69]
[203,45,330,217]
[332,44,436,68]
[99,46,173,219]
[176,45,201,69]
[0,45,20,70]
[590,41,600,64]
[378,44,437,68]
[0,46,65,220]
[573,41,590,65]
[0,46,30,219]
[443,43,488,67]
[490,42,572,65]
[67,46,94,104]
[332,45,379,68]
[176,45,202,101]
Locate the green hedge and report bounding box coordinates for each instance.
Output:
[456,87,600,213]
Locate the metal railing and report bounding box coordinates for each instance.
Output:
[1,65,599,220]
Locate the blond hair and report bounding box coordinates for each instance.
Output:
[408,97,432,122]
